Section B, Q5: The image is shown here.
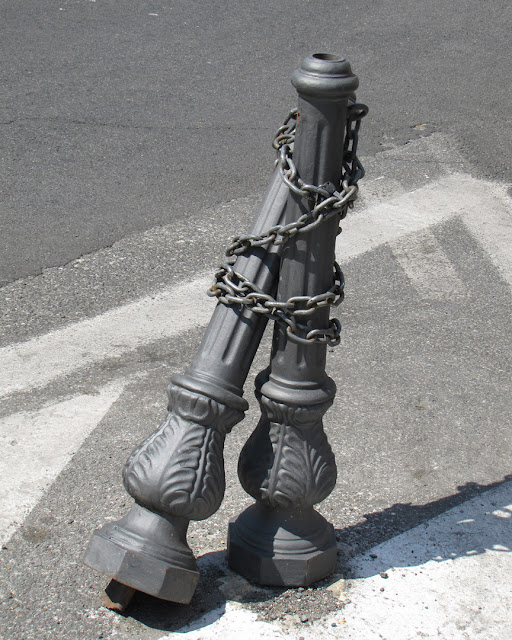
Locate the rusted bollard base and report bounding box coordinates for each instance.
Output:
[227,503,337,586]
[101,580,137,612]
[83,504,199,604]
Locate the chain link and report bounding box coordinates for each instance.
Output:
[209,103,367,346]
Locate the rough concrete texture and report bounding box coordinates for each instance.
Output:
[152,480,512,639]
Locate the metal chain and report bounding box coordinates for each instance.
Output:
[209,103,367,346]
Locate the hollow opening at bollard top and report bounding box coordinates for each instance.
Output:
[312,53,344,62]
[292,53,358,100]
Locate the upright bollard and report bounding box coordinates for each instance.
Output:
[228,54,361,586]
[83,169,289,605]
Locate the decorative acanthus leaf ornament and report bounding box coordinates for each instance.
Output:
[238,395,336,510]
[123,384,243,521]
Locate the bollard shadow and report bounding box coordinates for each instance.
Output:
[122,551,227,633]
[123,475,511,633]
[123,550,285,633]
[334,474,512,579]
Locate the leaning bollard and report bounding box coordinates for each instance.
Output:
[83,168,289,606]
[228,54,365,586]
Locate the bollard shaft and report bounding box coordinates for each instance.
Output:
[174,166,289,401]
[266,92,349,394]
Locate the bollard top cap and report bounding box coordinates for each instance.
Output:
[291,53,359,101]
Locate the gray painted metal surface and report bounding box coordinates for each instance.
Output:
[229,54,358,585]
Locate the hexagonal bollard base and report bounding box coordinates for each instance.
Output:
[83,504,199,604]
[227,504,337,586]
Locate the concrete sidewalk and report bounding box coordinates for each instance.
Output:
[166,479,511,640]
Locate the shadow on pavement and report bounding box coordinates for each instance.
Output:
[335,474,512,577]
[124,550,287,633]
[125,474,511,633]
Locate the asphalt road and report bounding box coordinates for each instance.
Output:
[2,0,511,286]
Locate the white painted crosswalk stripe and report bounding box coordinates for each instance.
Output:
[390,230,467,300]
[338,174,512,281]
[0,381,125,545]
[0,277,215,398]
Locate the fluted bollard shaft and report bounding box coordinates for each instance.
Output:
[228,53,359,586]
[83,168,289,604]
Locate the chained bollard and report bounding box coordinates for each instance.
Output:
[228,54,365,586]
[83,169,289,606]
[83,52,366,607]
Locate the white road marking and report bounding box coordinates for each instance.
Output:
[0,277,215,398]
[463,193,512,286]
[390,229,467,299]
[338,174,512,284]
[0,174,510,400]
[328,481,512,639]
[158,605,285,640]
[0,381,125,545]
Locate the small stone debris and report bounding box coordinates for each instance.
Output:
[370,553,378,558]
[379,572,389,579]
[300,615,309,623]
